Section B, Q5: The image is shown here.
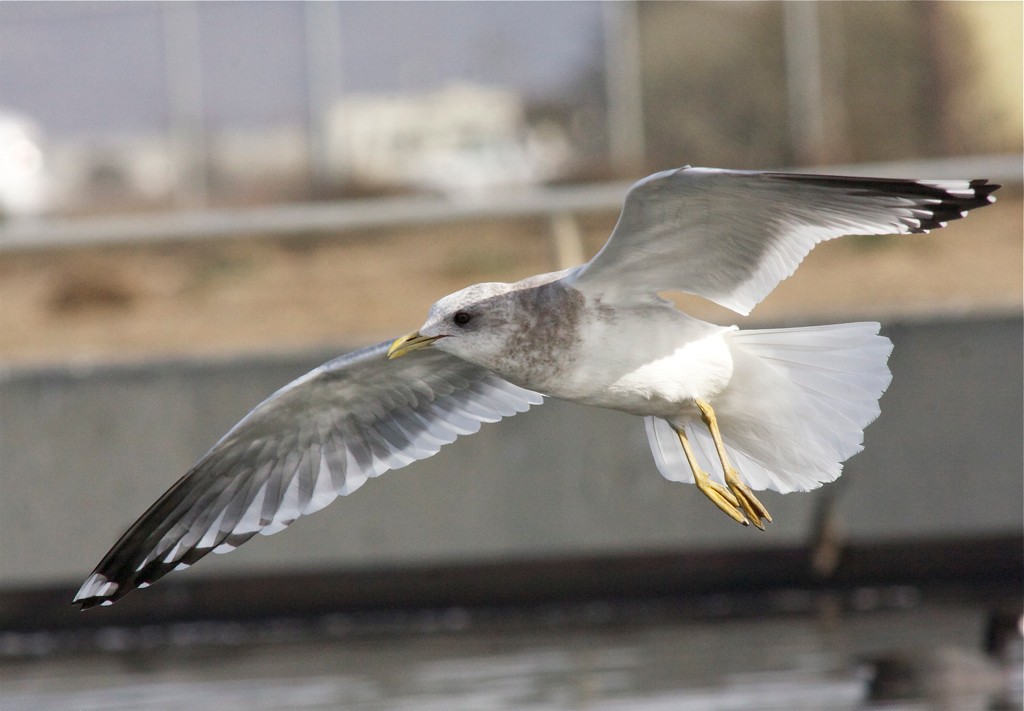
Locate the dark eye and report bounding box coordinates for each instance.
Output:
[453,311,473,327]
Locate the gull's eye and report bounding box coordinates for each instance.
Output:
[453,311,473,327]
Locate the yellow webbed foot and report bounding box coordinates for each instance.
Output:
[694,398,773,530]
[724,469,772,530]
[696,474,749,526]
[675,424,749,527]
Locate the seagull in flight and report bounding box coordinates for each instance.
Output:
[74,167,998,608]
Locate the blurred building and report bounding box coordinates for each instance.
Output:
[0,111,51,218]
[0,2,605,213]
[326,84,571,197]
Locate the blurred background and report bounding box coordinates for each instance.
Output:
[1,2,1021,709]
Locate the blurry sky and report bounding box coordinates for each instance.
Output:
[1,0,1018,201]
[0,2,604,137]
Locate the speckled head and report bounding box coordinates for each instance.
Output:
[415,282,521,366]
[410,275,584,388]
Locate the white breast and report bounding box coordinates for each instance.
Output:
[542,300,736,418]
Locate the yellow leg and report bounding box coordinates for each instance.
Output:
[695,399,773,530]
[675,426,748,527]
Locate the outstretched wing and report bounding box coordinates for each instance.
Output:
[569,167,999,315]
[74,342,542,608]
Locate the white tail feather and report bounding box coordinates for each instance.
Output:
[646,322,893,493]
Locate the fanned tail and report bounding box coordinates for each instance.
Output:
[646,322,893,493]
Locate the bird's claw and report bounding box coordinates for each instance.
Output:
[674,413,770,529]
[725,470,772,530]
[695,477,748,526]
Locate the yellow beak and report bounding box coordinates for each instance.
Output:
[387,331,442,359]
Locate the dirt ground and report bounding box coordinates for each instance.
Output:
[1,191,1020,368]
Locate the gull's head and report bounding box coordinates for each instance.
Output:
[387,282,519,366]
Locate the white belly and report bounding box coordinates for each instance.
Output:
[540,306,736,418]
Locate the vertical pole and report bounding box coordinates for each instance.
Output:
[550,212,586,270]
[304,1,344,190]
[163,2,207,207]
[783,1,827,165]
[603,0,646,175]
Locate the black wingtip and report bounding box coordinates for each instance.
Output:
[770,173,1001,233]
[72,571,123,609]
[914,178,999,231]
[970,178,1000,202]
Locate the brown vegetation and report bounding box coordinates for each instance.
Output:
[1,192,1019,368]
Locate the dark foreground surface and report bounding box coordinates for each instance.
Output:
[3,582,1021,711]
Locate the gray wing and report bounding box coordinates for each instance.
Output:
[569,167,999,315]
[74,341,542,608]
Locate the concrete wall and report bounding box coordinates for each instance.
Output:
[1,315,1020,589]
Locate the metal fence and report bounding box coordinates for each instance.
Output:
[1,154,1020,254]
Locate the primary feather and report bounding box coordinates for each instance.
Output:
[570,168,998,314]
[75,343,541,607]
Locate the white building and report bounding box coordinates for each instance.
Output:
[0,112,50,218]
[326,84,570,198]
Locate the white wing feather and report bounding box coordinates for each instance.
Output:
[74,342,542,608]
[570,167,998,314]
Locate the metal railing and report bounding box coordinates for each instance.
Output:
[1,153,1019,252]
